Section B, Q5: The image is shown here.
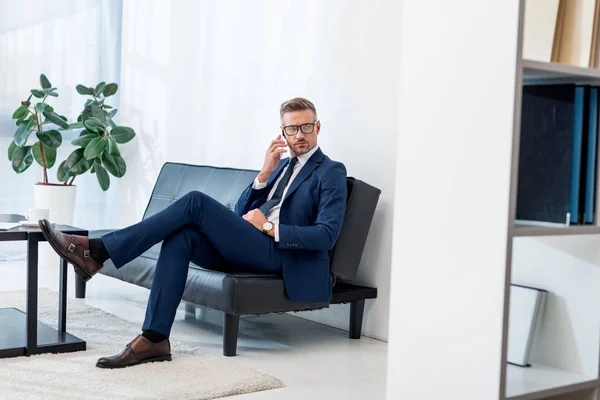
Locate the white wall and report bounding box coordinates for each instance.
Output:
[387,0,520,399]
[114,0,402,341]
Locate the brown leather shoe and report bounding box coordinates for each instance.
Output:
[38,219,103,282]
[96,335,171,369]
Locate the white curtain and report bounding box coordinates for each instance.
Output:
[116,0,399,341]
[0,0,123,259]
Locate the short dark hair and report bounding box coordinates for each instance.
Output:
[280,97,317,120]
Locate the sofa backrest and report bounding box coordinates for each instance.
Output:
[143,162,381,282]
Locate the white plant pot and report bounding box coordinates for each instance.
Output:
[33,184,77,225]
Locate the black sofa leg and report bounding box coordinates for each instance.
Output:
[349,299,365,339]
[223,313,239,357]
[75,275,86,299]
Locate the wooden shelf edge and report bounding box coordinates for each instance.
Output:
[521,59,600,84]
[505,377,600,400]
[511,224,600,237]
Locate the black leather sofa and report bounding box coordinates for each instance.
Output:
[77,162,380,356]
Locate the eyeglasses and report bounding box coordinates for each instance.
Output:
[281,121,319,136]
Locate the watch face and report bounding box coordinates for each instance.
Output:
[263,221,273,230]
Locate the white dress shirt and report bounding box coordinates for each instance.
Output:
[252,145,320,242]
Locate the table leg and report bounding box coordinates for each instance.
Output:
[58,258,68,333]
[26,236,38,355]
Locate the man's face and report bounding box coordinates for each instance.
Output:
[281,109,320,157]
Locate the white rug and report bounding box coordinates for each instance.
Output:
[0,288,284,400]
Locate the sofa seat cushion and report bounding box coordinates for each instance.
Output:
[90,230,329,315]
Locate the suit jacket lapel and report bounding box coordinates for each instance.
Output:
[283,148,324,203]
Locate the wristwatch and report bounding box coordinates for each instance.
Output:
[262,221,274,234]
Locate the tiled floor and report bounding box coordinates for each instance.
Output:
[0,255,388,399]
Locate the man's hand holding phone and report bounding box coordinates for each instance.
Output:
[258,135,287,183]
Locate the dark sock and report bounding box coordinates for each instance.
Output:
[142,330,168,343]
[89,238,110,265]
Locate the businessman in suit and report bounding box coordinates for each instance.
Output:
[39,97,348,368]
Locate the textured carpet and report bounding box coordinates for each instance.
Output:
[0,288,284,399]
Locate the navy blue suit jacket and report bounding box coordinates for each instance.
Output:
[234,148,347,302]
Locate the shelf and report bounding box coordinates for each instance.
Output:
[511,223,600,237]
[505,363,599,400]
[522,59,600,85]
[0,308,86,358]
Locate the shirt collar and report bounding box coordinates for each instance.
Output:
[295,145,319,167]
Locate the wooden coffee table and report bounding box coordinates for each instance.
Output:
[0,214,87,358]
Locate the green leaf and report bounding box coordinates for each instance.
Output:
[36,130,62,148]
[91,164,95,173]
[12,105,28,119]
[83,137,107,160]
[11,146,33,173]
[40,74,51,89]
[108,136,120,156]
[107,109,118,119]
[83,117,106,133]
[35,103,52,113]
[16,116,26,126]
[102,152,126,178]
[72,132,99,147]
[8,141,17,161]
[47,88,58,97]
[32,142,57,168]
[95,82,106,95]
[42,110,69,129]
[57,160,70,182]
[76,85,94,95]
[30,89,44,98]
[83,103,106,124]
[103,104,113,109]
[64,148,92,176]
[111,126,135,144]
[14,119,37,146]
[103,83,118,97]
[94,160,110,191]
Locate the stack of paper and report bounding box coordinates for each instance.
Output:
[0,223,19,231]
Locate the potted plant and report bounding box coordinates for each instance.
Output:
[59,81,135,192]
[7,74,76,223]
[6,75,136,225]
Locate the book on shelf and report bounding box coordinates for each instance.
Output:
[523,0,600,68]
[507,284,548,367]
[585,87,598,223]
[523,0,561,63]
[516,83,600,225]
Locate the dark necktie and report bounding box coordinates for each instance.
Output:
[259,157,298,215]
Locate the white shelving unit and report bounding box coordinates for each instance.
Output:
[502,37,600,400]
[386,1,600,399]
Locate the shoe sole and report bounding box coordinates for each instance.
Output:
[38,219,92,283]
[95,354,172,369]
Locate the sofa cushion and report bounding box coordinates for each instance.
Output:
[91,229,329,314]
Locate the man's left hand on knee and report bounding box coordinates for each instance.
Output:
[242,209,274,237]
